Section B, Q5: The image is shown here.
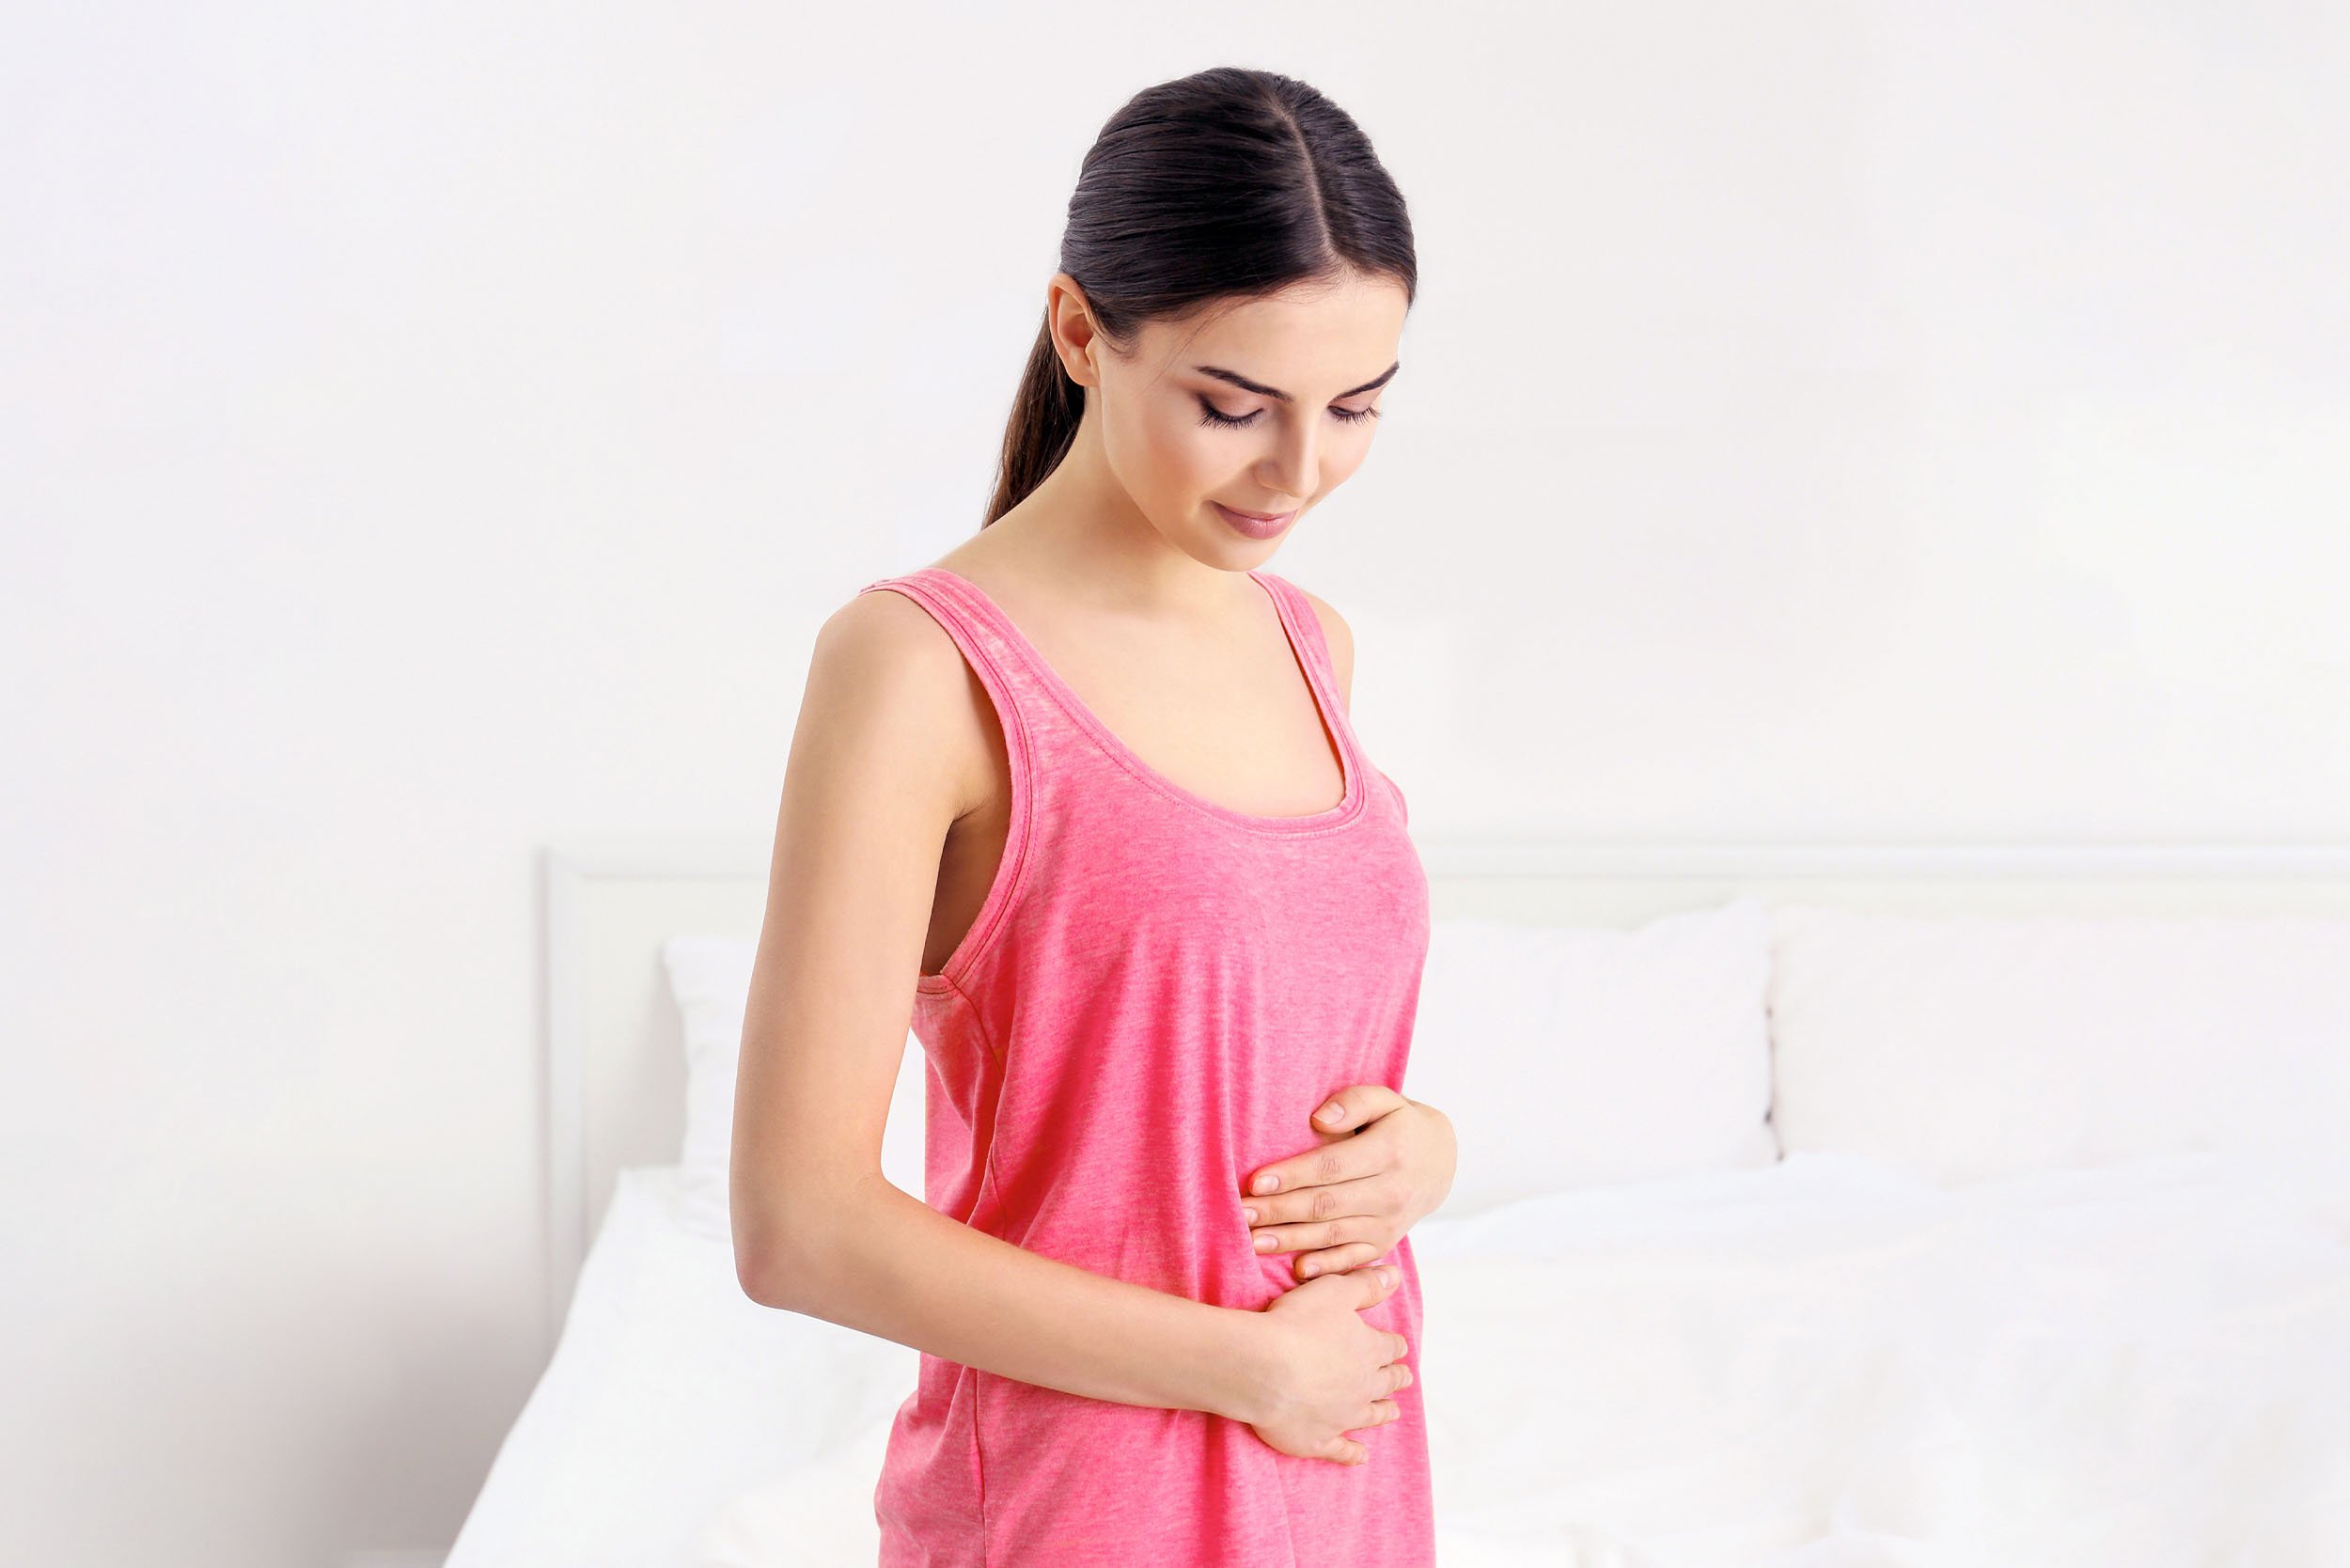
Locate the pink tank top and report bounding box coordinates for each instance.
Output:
[857,565,1434,1566]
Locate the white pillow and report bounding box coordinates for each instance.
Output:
[660,934,928,1238]
[1767,903,2350,1187]
[1402,896,1778,1215]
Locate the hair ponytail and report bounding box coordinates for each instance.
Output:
[982,314,1087,528]
[979,66,1416,529]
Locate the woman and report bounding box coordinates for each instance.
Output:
[732,66,1457,1565]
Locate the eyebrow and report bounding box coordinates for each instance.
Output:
[1192,360,1401,403]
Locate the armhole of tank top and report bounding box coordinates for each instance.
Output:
[856,576,1034,999]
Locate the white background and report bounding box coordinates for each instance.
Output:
[4,2,2347,1564]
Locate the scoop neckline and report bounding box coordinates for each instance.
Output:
[915,565,1369,836]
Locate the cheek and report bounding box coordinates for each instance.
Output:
[1325,431,1377,485]
[1117,401,1226,499]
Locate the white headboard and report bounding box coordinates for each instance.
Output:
[537,835,2350,1342]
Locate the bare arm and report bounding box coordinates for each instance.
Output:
[729,588,1272,1423]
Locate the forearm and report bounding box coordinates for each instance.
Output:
[747,1174,1270,1423]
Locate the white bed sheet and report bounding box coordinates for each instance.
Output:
[445,1165,911,1568]
[449,1153,2350,1568]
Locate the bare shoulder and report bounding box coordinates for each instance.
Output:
[799,586,991,814]
[808,587,967,721]
[1291,583,1356,709]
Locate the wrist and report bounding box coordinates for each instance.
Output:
[1198,1304,1277,1424]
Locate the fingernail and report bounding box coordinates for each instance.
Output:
[1299,1261,1319,1278]
[1254,1231,1277,1251]
[1318,1100,1344,1122]
[1241,1207,1258,1225]
[1252,1174,1277,1195]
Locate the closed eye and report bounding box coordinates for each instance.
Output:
[1197,398,1381,431]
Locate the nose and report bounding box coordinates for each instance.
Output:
[1259,419,1320,504]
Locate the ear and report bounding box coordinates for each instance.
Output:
[1046,273,1102,386]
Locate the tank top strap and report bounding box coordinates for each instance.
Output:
[859,568,1015,679]
[1248,570,1352,721]
[854,567,1052,786]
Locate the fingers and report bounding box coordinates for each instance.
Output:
[1312,1091,1363,1131]
[1324,1396,1405,1466]
[1252,1216,1355,1257]
[1314,1084,1408,1134]
[1246,1141,1385,1206]
[1293,1242,1383,1281]
[1244,1171,1395,1231]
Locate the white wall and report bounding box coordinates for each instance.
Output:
[4,2,2346,1563]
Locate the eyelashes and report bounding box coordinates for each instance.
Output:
[1196,398,1381,431]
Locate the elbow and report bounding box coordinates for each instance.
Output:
[733,1166,882,1309]
[733,1203,827,1316]
[734,1218,822,1311]
[730,1155,812,1309]
[733,1190,856,1311]
[734,1238,784,1309]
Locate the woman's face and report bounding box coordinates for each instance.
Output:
[1054,269,1410,566]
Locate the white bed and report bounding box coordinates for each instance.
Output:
[446,837,2350,1568]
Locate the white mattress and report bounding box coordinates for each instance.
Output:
[447,1153,2350,1568]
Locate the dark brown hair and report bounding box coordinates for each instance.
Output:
[982,67,1418,528]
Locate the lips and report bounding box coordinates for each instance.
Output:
[1219,504,1294,522]
[1214,501,1296,540]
